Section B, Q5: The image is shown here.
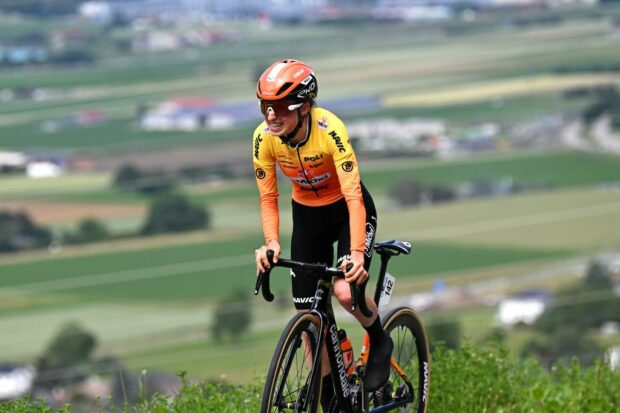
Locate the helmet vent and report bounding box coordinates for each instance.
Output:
[276,82,293,96]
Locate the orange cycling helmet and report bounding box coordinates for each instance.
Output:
[256,59,318,104]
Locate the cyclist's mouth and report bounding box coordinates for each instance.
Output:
[269,121,284,131]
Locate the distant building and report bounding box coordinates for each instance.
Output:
[609,346,620,370]
[139,96,238,131]
[371,2,454,22]
[497,289,551,326]
[27,161,64,178]
[78,1,113,23]
[0,151,27,173]
[0,364,35,400]
[0,46,48,65]
[347,117,448,155]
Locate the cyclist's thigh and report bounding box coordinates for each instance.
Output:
[336,183,378,271]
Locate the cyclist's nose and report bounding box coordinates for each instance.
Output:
[267,108,277,121]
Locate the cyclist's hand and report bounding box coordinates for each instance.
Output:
[342,250,368,285]
[255,239,280,274]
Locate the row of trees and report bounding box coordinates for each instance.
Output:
[0,193,210,253]
[1,163,222,253]
[113,164,238,196]
[389,177,550,208]
[0,0,83,17]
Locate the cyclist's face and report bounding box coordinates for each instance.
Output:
[260,100,305,135]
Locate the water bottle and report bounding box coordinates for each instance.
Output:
[338,329,355,375]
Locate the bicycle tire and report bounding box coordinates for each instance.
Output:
[261,312,323,413]
[381,307,430,413]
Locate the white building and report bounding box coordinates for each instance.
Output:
[497,290,551,326]
[0,151,27,172]
[0,364,36,400]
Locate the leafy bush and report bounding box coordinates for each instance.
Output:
[431,343,620,412]
[2,343,619,413]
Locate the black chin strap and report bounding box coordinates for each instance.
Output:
[278,109,305,144]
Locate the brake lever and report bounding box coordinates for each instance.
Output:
[254,249,275,302]
[347,264,374,318]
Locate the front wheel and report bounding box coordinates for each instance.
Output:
[381,307,430,413]
[261,312,323,413]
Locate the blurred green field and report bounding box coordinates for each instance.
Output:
[3,149,620,203]
[2,16,620,151]
[2,184,619,377]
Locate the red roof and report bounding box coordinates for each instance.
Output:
[169,96,215,108]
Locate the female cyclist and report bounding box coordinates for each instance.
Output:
[252,59,392,412]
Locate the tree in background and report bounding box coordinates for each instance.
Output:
[62,218,109,244]
[0,210,52,252]
[426,316,462,352]
[211,290,253,341]
[113,164,177,196]
[141,193,210,235]
[523,259,620,366]
[35,323,98,388]
[582,86,620,129]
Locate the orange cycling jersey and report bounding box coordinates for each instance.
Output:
[252,107,366,252]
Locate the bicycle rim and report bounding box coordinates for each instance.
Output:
[381,307,430,413]
[262,312,322,413]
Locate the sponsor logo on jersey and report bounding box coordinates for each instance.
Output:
[255,168,266,179]
[254,134,263,160]
[304,154,323,162]
[341,161,354,172]
[300,184,329,191]
[292,171,331,186]
[329,131,346,153]
[317,116,329,130]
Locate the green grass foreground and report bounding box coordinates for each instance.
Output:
[2,343,618,413]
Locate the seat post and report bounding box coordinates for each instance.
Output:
[373,253,391,306]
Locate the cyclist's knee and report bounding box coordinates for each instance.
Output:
[332,280,353,311]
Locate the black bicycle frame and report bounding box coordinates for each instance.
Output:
[306,275,355,412]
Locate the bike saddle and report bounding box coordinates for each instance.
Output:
[373,240,412,256]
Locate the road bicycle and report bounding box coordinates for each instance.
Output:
[254,239,430,413]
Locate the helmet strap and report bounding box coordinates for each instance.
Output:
[278,108,307,145]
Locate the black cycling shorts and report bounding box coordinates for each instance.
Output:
[290,183,377,310]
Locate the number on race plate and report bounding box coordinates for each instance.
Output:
[379,272,396,306]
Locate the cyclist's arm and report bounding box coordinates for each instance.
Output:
[253,128,280,245]
[329,120,366,254]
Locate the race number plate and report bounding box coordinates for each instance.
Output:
[379,272,396,306]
